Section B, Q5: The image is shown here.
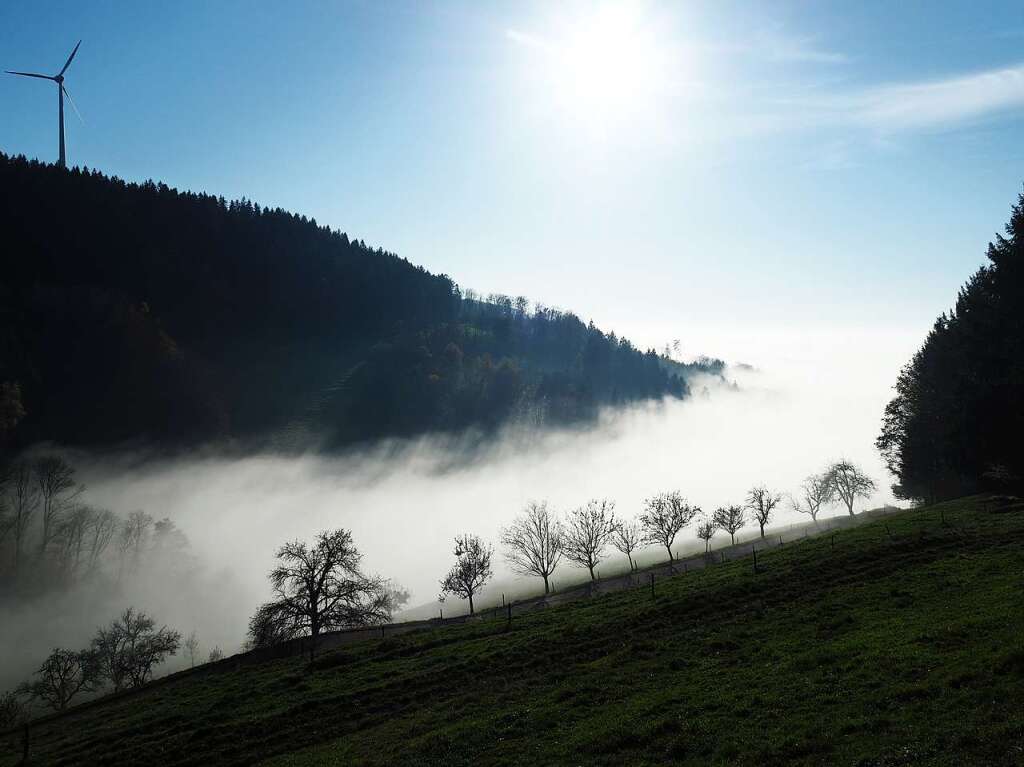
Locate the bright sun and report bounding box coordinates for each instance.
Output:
[553,5,665,118]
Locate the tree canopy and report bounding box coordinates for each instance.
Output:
[877,190,1024,501]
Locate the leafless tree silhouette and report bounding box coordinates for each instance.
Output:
[713,505,747,545]
[502,501,563,594]
[248,529,394,659]
[790,472,834,524]
[563,499,618,580]
[825,460,877,515]
[439,534,493,614]
[639,491,698,562]
[696,516,717,552]
[746,485,782,538]
[611,519,642,571]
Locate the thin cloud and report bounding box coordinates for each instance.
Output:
[853,63,1024,131]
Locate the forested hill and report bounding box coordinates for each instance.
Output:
[0,153,722,451]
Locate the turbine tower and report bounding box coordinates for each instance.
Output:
[6,40,82,168]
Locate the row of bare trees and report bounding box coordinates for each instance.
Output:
[0,455,192,592]
[437,461,876,613]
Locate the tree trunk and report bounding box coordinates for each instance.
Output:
[542,574,549,594]
[468,592,475,615]
[588,565,596,581]
[759,523,765,538]
[628,554,634,571]
[730,532,736,544]
[846,501,854,516]
[704,540,710,553]
[665,545,673,562]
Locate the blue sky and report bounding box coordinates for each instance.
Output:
[2,1,1023,364]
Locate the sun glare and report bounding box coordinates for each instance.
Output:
[555,5,664,116]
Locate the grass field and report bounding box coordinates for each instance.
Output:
[3,496,1023,766]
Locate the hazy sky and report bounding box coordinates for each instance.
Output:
[2,1,1023,360]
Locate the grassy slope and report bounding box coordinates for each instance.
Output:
[3,497,1023,766]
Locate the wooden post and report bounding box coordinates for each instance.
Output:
[439,608,443,621]
[380,625,385,639]
[752,547,758,573]
[506,603,512,629]
[721,551,726,564]
[502,593,505,607]
[779,535,783,546]
[649,572,655,600]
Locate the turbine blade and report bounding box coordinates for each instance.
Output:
[5,71,55,80]
[63,85,84,126]
[58,40,82,76]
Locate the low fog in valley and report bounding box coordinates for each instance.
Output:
[0,328,916,690]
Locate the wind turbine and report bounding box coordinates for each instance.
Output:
[6,40,83,168]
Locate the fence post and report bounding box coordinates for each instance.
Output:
[721,551,726,564]
[649,572,655,600]
[779,535,783,546]
[506,603,512,629]
[380,625,385,639]
[502,593,505,607]
[439,608,443,621]
[752,547,758,573]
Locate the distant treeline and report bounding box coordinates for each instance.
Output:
[878,189,1024,502]
[0,153,721,451]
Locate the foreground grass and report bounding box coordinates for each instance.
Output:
[3,497,1023,766]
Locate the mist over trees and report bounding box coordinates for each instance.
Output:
[878,191,1024,502]
[0,152,722,453]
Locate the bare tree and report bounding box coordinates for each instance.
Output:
[501,501,563,594]
[746,485,782,538]
[712,505,747,545]
[55,504,93,578]
[92,607,181,691]
[248,529,394,659]
[85,509,119,574]
[18,648,98,711]
[0,690,25,730]
[118,510,154,575]
[184,631,200,668]
[208,647,223,663]
[611,519,642,571]
[825,460,877,516]
[562,499,618,580]
[790,473,834,525]
[696,516,716,553]
[4,461,38,572]
[639,491,699,562]
[438,534,493,615]
[33,455,82,555]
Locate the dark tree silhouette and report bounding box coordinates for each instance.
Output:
[696,516,717,553]
[502,502,563,595]
[746,485,781,538]
[790,473,833,524]
[19,648,98,711]
[878,191,1024,501]
[713,505,747,545]
[639,491,698,562]
[91,608,181,691]
[610,519,642,571]
[438,534,493,615]
[249,529,393,659]
[562,499,618,580]
[825,461,876,516]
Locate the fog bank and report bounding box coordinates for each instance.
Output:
[1,330,914,690]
